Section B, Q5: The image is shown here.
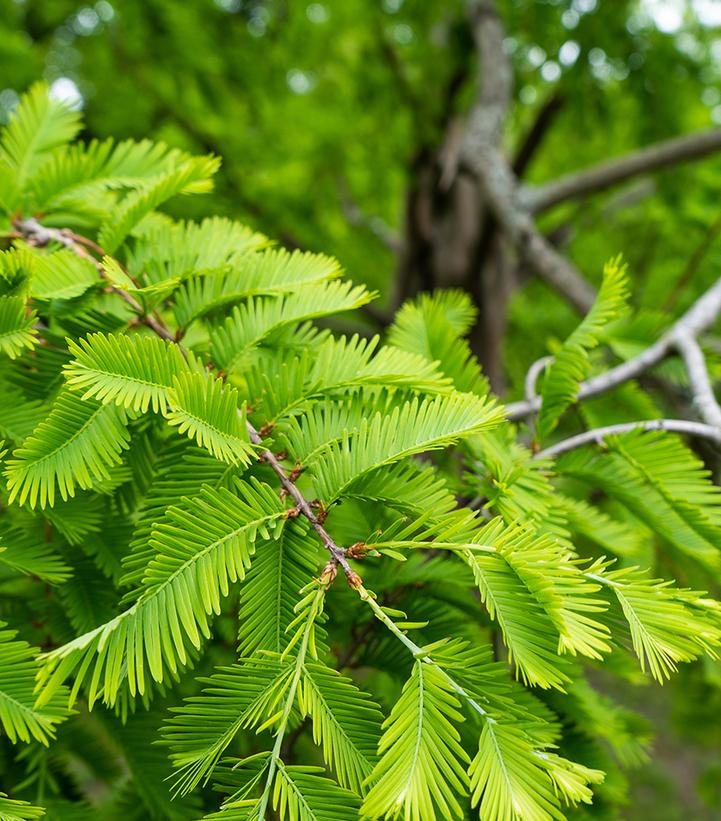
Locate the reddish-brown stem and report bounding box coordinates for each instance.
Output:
[247,424,358,580]
[15,217,176,342]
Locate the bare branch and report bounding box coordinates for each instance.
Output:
[523,355,551,437]
[524,355,552,404]
[460,2,596,313]
[506,274,721,420]
[512,92,564,178]
[522,128,721,214]
[534,419,721,460]
[674,332,721,428]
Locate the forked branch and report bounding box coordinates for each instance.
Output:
[507,274,721,421]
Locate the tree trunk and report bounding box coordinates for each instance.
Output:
[394,145,513,393]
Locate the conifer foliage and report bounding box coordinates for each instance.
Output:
[1,85,721,820]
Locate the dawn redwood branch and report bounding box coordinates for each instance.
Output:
[15,218,360,584]
[506,273,721,420]
[534,419,721,460]
[14,217,176,343]
[522,128,721,214]
[674,332,721,428]
[355,582,489,719]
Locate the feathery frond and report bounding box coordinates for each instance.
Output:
[0,82,81,190]
[300,663,383,793]
[166,371,254,465]
[126,216,266,283]
[272,763,360,821]
[469,722,564,821]
[163,655,293,796]
[210,282,372,373]
[237,523,320,656]
[98,156,221,253]
[538,257,628,438]
[27,249,99,300]
[35,479,286,706]
[388,290,489,395]
[0,622,68,745]
[461,520,578,689]
[0,296,37,359]
[0,793,45,821]
[0,526,71,583]
[5,390,130,508]
[361,659,470,821]
[64,332,197,413]
[589,561,721,680]
[173,248,341,329]
[30,138,202,214]
[246,336,450,426]
[312,392,503,501]
[558,430,721,567]
[0,373,44,443]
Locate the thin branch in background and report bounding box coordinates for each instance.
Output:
[515,275,721,460]
[534,419,721,460]
[673,332,721,429]
[524,355,552,404]
[506,273,721,420]
[521,127,721,214]
[522,355,552,440]
[512,92,565,178]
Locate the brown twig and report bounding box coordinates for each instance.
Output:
[14,217,175,342]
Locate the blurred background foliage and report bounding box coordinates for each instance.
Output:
[2,0,721,817]
[2,1,721,383]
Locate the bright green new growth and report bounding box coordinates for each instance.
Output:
[0,84,720,821]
